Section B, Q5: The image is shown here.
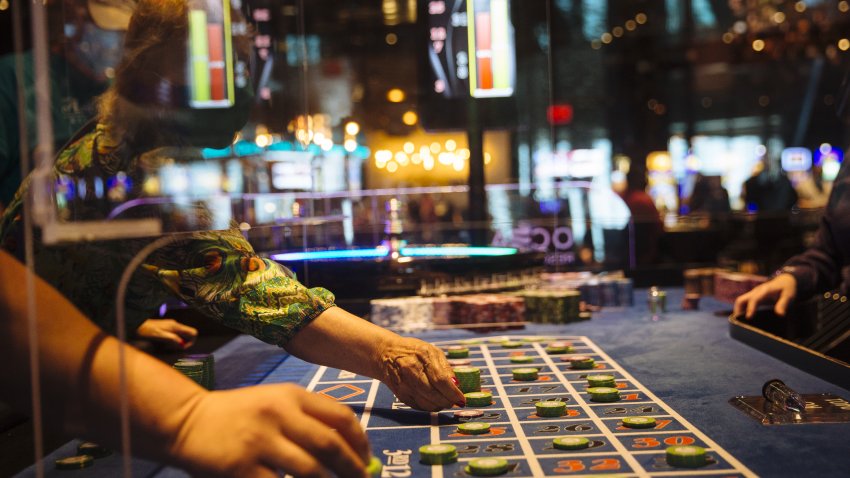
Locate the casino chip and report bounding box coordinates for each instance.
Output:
[587,387,620,402]
[568,356,596,369]
[366,456,383,476]
[462,339,483,345]
[545,341,574,354]
[553,436,590,450]
[666,445,708,468]
[466,457,509,476]
[446,346,470,359]
[586,374,616,388]
[535,400,566,417]
[464,391,493,407]
[501,341,522,348]
[622,416,656,429]
[419,444,459,465]
[453,409,484,418]
[488,337,509,344]
[457,422,491,435]
[510,355,534,364]
[77,442,111,459]
[511,367,539,381]
[55,455,93,470]
[448,359,471,366]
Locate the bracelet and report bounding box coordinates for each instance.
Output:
[773,266,796,278]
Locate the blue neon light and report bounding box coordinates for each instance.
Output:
[270,246,518,262]
[271,248,389,261]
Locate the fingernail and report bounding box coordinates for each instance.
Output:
[451,377,459,386]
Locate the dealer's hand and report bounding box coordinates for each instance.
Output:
[733,273,797,319]
[136,318,198,350]
[171,383,370,478]
[377,336,466,412]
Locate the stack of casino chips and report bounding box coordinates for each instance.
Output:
[371,294,525,332]
[370,297,435,332]
[520,289,581,324]
[453,366,482,393]
[174,354,215,389]
[713,271,767,304]
[541,271,634,308]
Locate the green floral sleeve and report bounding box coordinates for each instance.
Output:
[144,228,336,346]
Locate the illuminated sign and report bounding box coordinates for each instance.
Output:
[427,0,516,99]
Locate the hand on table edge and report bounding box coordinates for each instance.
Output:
[732,273,797,319]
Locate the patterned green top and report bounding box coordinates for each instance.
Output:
[0,124,335,346]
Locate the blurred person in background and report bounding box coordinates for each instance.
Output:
[618,165,663,265]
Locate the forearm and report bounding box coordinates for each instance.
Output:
[0,251,205,465]
[284,306,399,380]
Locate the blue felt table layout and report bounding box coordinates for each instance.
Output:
[301,336,755,478]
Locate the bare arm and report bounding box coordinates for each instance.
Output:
[0,251,369,478]
[285,306,465,411]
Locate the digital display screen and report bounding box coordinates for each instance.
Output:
[188,0,236,108]
[427,0,515,99]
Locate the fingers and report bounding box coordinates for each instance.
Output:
[172,322,199,340]
[732,294,747,318]
[745,288,765,319]
[282,413,367,478]
[397,362,443,411]
[300,394,370,464]
[774,288,793,316]
[423,347,466,408]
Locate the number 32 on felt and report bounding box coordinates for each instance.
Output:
[554,458,621,473]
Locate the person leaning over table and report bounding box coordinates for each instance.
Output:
[0,249,372,478]
[0,0,464,412]
[733,158,850,319]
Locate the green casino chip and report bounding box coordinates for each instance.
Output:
[454,409,484,418]
[666,445,707,468]
[464,391,493,407]
[419,444,458,465]
[446,346,469,359]
[366,455,383,476]
[535,400,566,417]
[511,367,539,381]
[77,442,111,459]
[501,341,522,348]
[457,422,491,435]
[453,366,481,393]
[569,356,596,369]
[553,436,590,450]
[622,416,656,429]
[466,457,509,476]
[587,387,620,402]
[586,374,616,388]
[55,455,93,470]
[462,339,482,345]
[488,337,509,344]
[521,336,546,342]
[510,355,534,364]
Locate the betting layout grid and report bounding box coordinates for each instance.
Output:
[298,336,756,477]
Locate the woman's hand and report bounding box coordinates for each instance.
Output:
[171,383,371,478]
[733,273,797,319]
[376,336,466,412]
[136,318,198,350]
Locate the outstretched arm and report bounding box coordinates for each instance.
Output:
[285,306,466,412]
